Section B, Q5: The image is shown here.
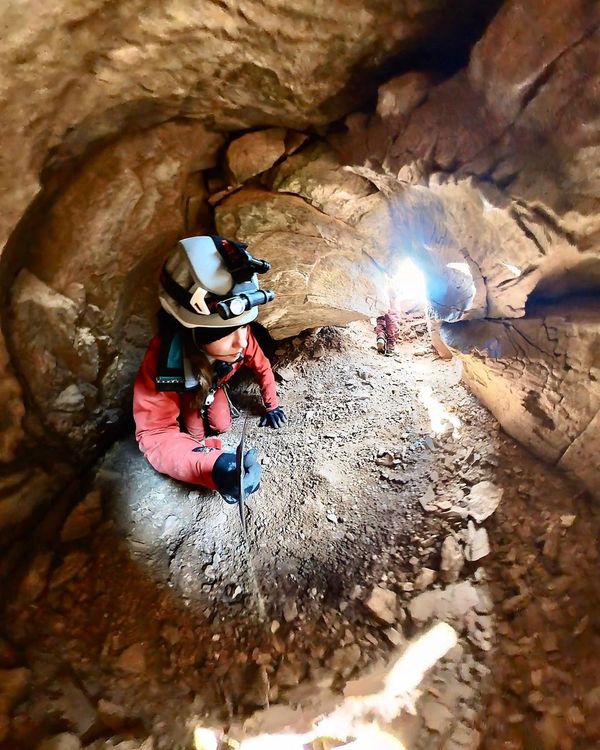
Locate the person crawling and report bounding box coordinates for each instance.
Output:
[133,235,286,502]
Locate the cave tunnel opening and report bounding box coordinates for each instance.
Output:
[1,1,600,749]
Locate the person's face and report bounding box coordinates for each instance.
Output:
[202,326,248,362]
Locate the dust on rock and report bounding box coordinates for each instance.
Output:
[2,320,600,750]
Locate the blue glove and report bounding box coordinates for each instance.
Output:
[259,406,287,429]
[212,448,261,502]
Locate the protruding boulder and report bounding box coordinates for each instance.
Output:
[227,128,287,184]
[215,189,389,338]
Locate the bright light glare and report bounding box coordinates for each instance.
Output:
[384,622,457,696]
[342,726,406,749]
[393,259,427,303]
[194,727,219,750]
[240,735,307,750]
[501,261,521,277]
[419,386,461,438]
[446,262,471,276]
[221,624,457,750]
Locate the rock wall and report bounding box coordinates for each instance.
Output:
[333,0,600,497]
[0,0,477,259]
[442,308,600,494]
[214,141,394,337]
[0,0,599,546]
[0,121,223,547]
[0,0,494,546]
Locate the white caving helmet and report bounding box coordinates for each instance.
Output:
[159,235,275,332]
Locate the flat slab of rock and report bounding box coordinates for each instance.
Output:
[116,643,147,674]
[226,128,287,183]
[466,481,503,523]
[440,535,465,583]
[409,582,481,626]
[364,585,398,624]
[464,522,490,561]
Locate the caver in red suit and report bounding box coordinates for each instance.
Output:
[133,235,286,500]
[133,321,279,490]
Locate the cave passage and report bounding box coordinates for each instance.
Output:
[2,0,600,748]
[3,315,600,750]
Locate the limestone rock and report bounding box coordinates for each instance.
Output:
[383,627,406,648]
[282,600,298,623]
[464,522,490,562]
[269,142,379,226]
[469,0,600,123]
[60,489,103,542]
[215,189,388,338]
[415,568,437,591]
[409,582,481,626]
[37,734,82,750]
[116,644,147,674]
[9,270,99,444]
[337,0,600,333]
[440,535,464,583]
[0,0,480,260]
[444,722,481,749]
[364,585,398,625]
[421,695,454,733]
[466,481,503,523]
[443,311,600,499]
[227,128,286,183]
[376,71,432,121]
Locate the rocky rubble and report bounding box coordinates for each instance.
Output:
[443,310,600,499]
[1,0,598,545]
[2,323,598,749]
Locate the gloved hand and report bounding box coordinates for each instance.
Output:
[212,448,262,503]
[259,406,287,429]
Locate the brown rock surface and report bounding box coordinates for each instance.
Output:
[227,128,287,184]
[442,307,600,497]
[7,122,223,453]
[0,0,474,257]
[0,329,26,463]
[215,188,388,338]
[332,0,600,492]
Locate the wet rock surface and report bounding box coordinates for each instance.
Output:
[3,321,600,749]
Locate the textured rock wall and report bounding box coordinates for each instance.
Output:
[0,121,223,545]
[332,0,600,497]
[442,309,600,493]
[0,0,472,260]
[0,0,488,545]
[1,0,599,546]
[214,141,394,337]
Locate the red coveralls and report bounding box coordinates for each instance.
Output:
[375,313,400,348]
[133,329,278,490]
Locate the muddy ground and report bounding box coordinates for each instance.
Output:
[2,318,600,750]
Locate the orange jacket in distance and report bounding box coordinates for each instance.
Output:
[133,328,278,491]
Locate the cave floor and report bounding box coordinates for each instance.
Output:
[4,320,600,750]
